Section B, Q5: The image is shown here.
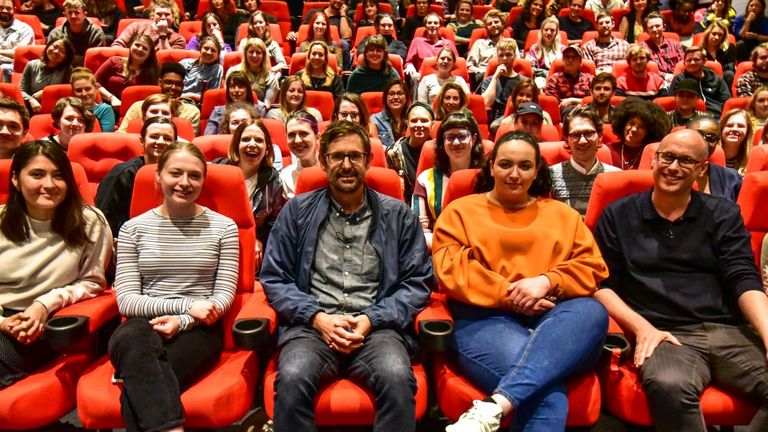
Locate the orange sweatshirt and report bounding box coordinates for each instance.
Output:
[432,194,609,309]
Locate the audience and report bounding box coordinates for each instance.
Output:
[179,36,223,105]
[20,36,75,113]
[228,38,278,104]
[543,45,594,118]
[466,9,506,87]
[281,110,321,198]
[559,0,595,44]
[619,0,651,44]
[512,0,546,51]
[347,35,400,94]
[95,35,159,110]
[294,40,344,98]
[387,102,435,203]
[111,0,185,50]
[525,16,565,86]
[609,97,671,169]
[186,12,231,53]
[0,0,35,82]
[371,78,410,149]
[735,0,768,61]
[70,67,115,132]
[666,78,706,128]
[749,84,768,129]
[616,45,670,99]
[477,38,522,123]
[266,76,323,124]
[736,42,768,97]
[583,12,630,75]
[698,20,737,87]
[587,72,618,123]
[417,47,470,105]
[0,98,29,159]
[670,46,730,116]
[720,108,753,174]
[434,81,469,121]
[47,0,105,66]
[641,13,685,83]
[686,115,743,201]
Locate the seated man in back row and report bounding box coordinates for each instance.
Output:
[260,121,433,431]
[594,128,768,432]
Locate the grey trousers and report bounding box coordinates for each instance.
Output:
[640,322,768,432]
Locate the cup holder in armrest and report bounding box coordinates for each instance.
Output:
[603,333,631,363]
[44,316,89,350]
[418,319,454,352]
[232,318,270,350]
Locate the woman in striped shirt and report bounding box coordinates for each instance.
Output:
[107,142,240,431]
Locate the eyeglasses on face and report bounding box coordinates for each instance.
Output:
[337,111,360,121]
[443,131,472,144]
[567,130,598,142]
[655,151,701,168]
[325,151,368,165]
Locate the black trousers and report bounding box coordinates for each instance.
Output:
[108,317,223,432]
[0,309,53,388]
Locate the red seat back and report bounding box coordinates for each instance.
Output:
[13,14,45,44]
[413,27,456,42]
[419,56,469,83]
[746,145,768,173]
[156,49,200,68]
[737,171,768,266]
[443,168,481,208]
[539,141,613,166]
[305,90,335,121]
[484,57,534,79]
[84,47,130,76]
[584,170,654,230]
[13,45,44,74]
[295,166,404,201]
[288,52,339,75]
[361,92,384,115]
[68,132,142,199]
[192,134,231,160]
[0,159,92,204]
[119,85,161,119]
[40,84,73,114]
[672,60,723,77]
[652,96,707,113]
[28,113,102,139]
[296,24,341,46]
[178,21,201,43]
[126,117,196,142]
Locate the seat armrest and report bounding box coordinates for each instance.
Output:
[415,294,454,352]
[45,290,119,350]
[231,290,277,350]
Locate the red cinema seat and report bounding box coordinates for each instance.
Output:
[494,122,561,142]
[0,82,25,105]
[558,7,596,26]
[192,134,231,160]
[295,23,341,46]
[302,1,330,19]
[261,118,290,166]
[196,0,234,20]
[611,8,631,30]
[653,96,707,113]
[638,142,726,169]
[119,85,160,119]
[738,171,768,267]
[222,50,242,75]
[39,84,73,114]
[746,145,768,173]
[637,31,680,43]
[484,57,534,79]
[0,159,115,430]
[419,56,470,85]
[28,114,102,140]
[353,2,392,21]
[672,60,723,77]
[13,14,45,44]
[467,27,512,52]
[260,0,293,37]
[304,90,335,121]
[115,18,150,37]
[125,117,196,142]
[721,97,751,119]
[369,138,388,168]
[432,168,603,428]
[156,49,200,68]
[585,170,759,427]
[178,20,202,43]
[546,58,597,80]
[12,45,44,83]
[580,30,623,46]
[506,6,524,27]
[361,91,384,115]
[262,166,441,426]
[539,141,613,167]
[413,26,456,42]
[67,132,142,200]
[84,47,130,76]
[612,60,660,77]
[501,94,561,125]
[76,163,268,429]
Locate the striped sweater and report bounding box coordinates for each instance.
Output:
[115,208,240,331]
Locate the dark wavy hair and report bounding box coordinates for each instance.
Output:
[474,131,551,196]
[611,97,670,146]
[520,0,546,27]
[41,36,75,71]
[0,141,90,245]
[333,93,370,129]
[229,118,274,167]
[382,78,410,140]
[51,97,95,133]
[434,81,468,121]
[225,71,255,104]
[434,111,485,175]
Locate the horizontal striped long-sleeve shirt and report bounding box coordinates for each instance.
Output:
[115,208,240,331]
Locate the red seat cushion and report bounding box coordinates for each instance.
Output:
[77,350,259,428]
[263,356,428,425]
[0,354,91,430]
[603,361,757,425]
[434,357,601,426]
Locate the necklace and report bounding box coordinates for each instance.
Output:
[620,144,642,170]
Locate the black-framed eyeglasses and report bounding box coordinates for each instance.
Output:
[443,131,472,144]
[325,151,368,165]
[655,151,701,169]
[337,111,360,121]
[567,130,598,142]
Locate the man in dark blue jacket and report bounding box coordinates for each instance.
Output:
[260,120,433,431]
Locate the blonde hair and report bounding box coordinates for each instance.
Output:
[700,19,731,51]
[532,17,562,59]
[239,38,272,87]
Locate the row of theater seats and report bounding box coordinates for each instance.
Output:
[0,156,766,429]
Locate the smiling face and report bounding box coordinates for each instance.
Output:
[721,112,749,155]
[442,89,462,113]
[12,154,67,220]
[457,2,472,22]
[565,116,600,168]
[0,108,25,158]
[365,46,385,69]
[156,150,205,209]
[623,115,648,147]
[407,106,433,143]
[486,16,503,37]
[199,39,220,64]
[159,72,184,99]
[286,80,304,109]
[320,133,370,195]
[425,15,441,38]
[684,50,705,76]
[72,78,98,108]
[386,84,407,111]
[634,0,647,12]
[309,44,326,70]
[58,106,85,141]
[336,100,362,124]
[228,81,248,102]
[490,139,538,207]
[312,14,327,38]
[130,38,151,63]
[542,22,557,45]
[515,87,534,107]
[45,40,67,67]
[246,44,264,70]
[228,109,254,134]
[238,124,268,169]
[364,0,378,18]
[569,0,585,19]
[141,122,175,163]
[145,102,173,119]
[152,5,173,25]
[250,13,267,37]
[652,130,707,196]
[646,17,664,42]
[437,49,454,72]
[530,0,544,17]
[286,118,318,160]
[442,127,474,167]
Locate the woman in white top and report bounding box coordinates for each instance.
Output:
[0,141,112,388]
[107,142,239,431]
[417,47,470,105]
[280,110,321,198]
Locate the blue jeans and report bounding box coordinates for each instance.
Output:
[273,326,416,432]
[452,298,608,432]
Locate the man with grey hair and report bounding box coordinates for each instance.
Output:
[594,129,768,431]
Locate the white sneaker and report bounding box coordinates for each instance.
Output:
[445,399,503,432]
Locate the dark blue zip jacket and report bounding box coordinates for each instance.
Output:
[260,187,433,349]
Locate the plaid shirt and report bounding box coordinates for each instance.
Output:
[641,38,684,76]
[544,71,595,102]
[736,71,768,97]
[582,37,630,74]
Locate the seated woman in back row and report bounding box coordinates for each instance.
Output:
[434,131,609,432]
[1,141,112,388]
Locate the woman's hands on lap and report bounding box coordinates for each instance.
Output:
[2,302,48,344]
[150,315,181,339]
[188,299,221,325]
[505,275,553,315]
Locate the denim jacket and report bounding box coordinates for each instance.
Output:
[260,187,433,349]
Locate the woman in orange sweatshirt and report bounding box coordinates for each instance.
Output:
[434,131,610,432]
